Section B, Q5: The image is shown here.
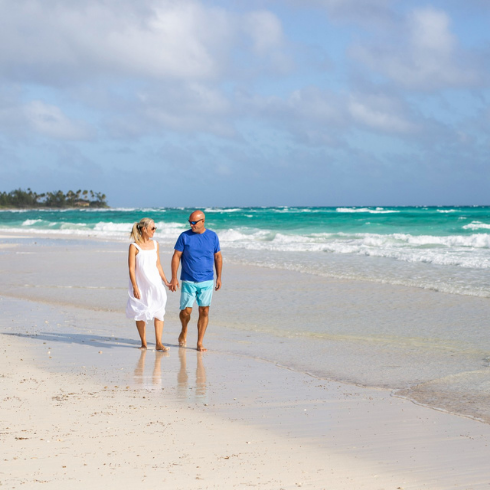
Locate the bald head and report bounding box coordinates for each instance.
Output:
[189,210,205,222]
[188,210,206,233]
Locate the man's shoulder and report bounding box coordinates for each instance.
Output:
[177,229,218,243]
[176,229,194,241]
[186,229,218,239]
[175,229,192,250]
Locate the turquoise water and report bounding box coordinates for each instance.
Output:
[2,205,489,237]
[2,206,490,296]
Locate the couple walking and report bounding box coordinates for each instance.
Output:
[126,210,222,352]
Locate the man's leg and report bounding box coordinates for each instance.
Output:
[179,281,196,347]
[195,281,214,352]
[179,307,192,347]
[197,306,209,352]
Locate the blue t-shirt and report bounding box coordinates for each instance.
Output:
[174,229,221,282]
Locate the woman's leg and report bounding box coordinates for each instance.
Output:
[136,320,147,349]
[154,319,169,352]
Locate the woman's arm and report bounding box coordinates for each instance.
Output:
[128,244,141,299]
[156,242,170,287]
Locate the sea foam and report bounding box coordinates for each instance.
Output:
[22,219,43,226]
[463,221,490,230]
[336,207,399,214]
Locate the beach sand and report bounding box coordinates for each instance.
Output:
[1,234,490,489]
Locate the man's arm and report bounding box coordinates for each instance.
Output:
[170,250,183,292]
[214,251,222,291]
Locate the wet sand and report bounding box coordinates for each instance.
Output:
[1,234,490,488]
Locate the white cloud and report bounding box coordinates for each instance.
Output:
[288,87,345,123]
[351,7,481,90]
[141,82,233,135]
[0,96,90,140]
[409,8,454,53]
[284,0,396,27]
[238,86,346,125]
[103,82,423,144]
[243,10,284,53]
[0,0,287,85]
[348,94,417,134]
[0,0,230,82]
[24,101,91,140]
[102,82,234,139]
[104,84,349,141]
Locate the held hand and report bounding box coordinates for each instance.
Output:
[215,278,222,291]
[169,278,180,292]
[133,286,141,299]
[164,280,172,289]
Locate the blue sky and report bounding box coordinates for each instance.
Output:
[0,0,489,207]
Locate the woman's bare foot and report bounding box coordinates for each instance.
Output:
[178,333,187,347]
[197,343,207,352]
[139,344,147,350]
[156,344,169,352]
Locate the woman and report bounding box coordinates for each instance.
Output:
[126,218,170,351]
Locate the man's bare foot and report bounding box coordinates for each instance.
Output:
[197,344,207,352]
[156,344,169,352]
[178,333,187,347]
[139,344,147,350]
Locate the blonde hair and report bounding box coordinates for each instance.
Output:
[130,218,154,243]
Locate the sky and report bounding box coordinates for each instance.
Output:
[0,0,489,207]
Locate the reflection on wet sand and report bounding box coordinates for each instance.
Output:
[133,349,169,389]
[196,353,206,397]
[178,348,207,401]
[132,348,207,399]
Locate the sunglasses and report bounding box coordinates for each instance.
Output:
[189,219,203,225]
[149,227,157,231]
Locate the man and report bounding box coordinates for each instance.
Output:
[170,210,222,352]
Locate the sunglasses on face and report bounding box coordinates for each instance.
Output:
[189,219,203,225]
[149,227,157,231]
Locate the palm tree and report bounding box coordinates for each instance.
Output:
[66,190,75,205]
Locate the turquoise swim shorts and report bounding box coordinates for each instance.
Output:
[180,280,214,309]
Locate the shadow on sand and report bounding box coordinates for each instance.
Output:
[1,331,140,349]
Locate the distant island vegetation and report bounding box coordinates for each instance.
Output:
[0,188,109,209]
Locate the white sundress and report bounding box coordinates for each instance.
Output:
[126,240,167,322]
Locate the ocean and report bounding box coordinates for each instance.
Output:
[2,205,490,298]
